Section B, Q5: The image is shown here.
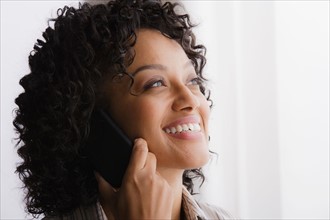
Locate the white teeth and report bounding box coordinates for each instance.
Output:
[176,125,183,132]
[170,127,176,133]
[194,124,201,131]
[164,123,201,134]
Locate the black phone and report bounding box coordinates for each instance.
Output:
[84,109,132,188]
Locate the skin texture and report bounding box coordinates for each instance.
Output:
[97,29,210,220]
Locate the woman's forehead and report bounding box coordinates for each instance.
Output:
[127,29,189,70]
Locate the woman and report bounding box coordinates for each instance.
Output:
[14,0,233,219]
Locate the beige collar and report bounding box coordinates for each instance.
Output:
[98,186,205,220]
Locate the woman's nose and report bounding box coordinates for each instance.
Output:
[172,85,200,112]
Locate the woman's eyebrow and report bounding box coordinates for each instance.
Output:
[130,61,193,76]
[130,64,166,76]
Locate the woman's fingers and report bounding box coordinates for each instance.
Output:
[125,138,149,174]
[99,138,173,219]
[144,152,157,173]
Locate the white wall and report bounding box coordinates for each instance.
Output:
[1,1,329,219]
[275,2,329,219]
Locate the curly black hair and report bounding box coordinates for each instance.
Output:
[13,0,209,217]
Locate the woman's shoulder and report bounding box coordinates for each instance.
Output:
[182,186,236,220]
[196,200,237,220]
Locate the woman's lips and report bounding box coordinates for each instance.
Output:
[164,130,203,140]
[164,123,201,134]
[162,115,203,140]
[163,115,200,129]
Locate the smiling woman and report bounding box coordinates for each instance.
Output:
[101,29,211,171]
[13,0,233,219]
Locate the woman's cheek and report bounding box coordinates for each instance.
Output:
[200,96,211,137]
[123,99,160,138]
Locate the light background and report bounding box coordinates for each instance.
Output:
[1,0,329,219]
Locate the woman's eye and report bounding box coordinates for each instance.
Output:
[151,81,163,87]
[187,77,202,86]
[144,80,165,90]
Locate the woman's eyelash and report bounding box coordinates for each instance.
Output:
[143,79,166,90]
[188,77,203,86]
[142,77,202,91]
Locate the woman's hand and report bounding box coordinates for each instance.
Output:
[96,138,173,220]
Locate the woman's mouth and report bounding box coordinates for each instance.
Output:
[162,115,203,140]
[164,123,201,134]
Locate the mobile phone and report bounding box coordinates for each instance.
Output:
[83,109,132,188]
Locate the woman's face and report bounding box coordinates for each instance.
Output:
[102,29,210,170]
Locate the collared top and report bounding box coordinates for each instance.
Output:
[44,186,235,220]
[181,187,234,220]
